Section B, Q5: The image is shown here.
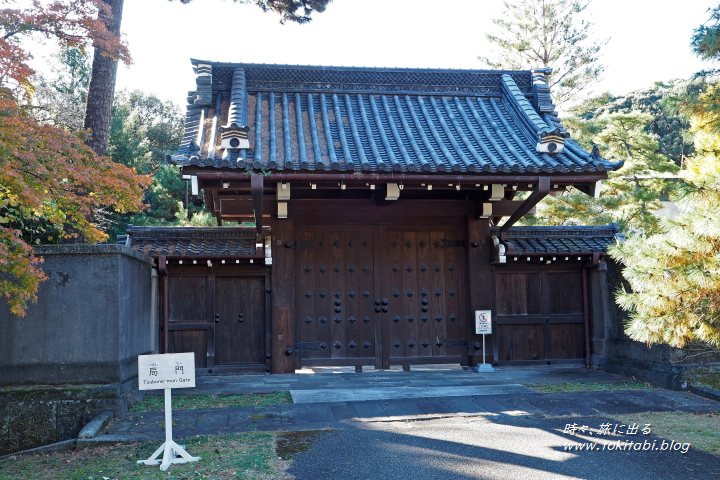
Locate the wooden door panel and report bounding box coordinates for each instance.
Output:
[496,324,544,361]
[493,269,585,362]
[295,229,376,365]
[168,276,207,322]
[167,275,209,367]
[169,330,208,368]
[547,272,583,315]
[215,277,266,365]
[415,230,434,359]
[384,227,467,365]
[296,225,467,367]
[495,273,542,316]
[342,232,376,360]
[549,322,585,359]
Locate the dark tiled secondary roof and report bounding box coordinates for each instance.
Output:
[491,224,624,255]
[118,226,261,258]
[168,61,622,175]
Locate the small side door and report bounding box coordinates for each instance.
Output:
[214,276,267,365]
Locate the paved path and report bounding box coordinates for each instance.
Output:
[285,417,720,480]
[86,365,720,479]
[96,380,719,443]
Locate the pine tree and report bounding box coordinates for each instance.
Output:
[527,111,678,234]
[478,0,606,106]
[610,105,720,347]
[605,4,720,348]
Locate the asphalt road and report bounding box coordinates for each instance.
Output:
[286,416,720,480]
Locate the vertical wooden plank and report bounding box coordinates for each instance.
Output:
[404,231,419,359]
[331,230,346,360]
[444,227,467,362]
[215,277,265,364]
[547,272,583,314]
[467,217,492,366]
[249,278,264,362]
[167,273,209,368]
[316,231,332,361]
[360,231,376,362]
[550,324,585,359]
[345,232,358,360]
[168,275,207,322]
[344,230,374,362]
[169,331,208,368]
[416,229,432,359]
[206,269,216,368]
[377,228,396,369]
[295,227,317,364]
[372,228,384,369]
[271,216,295,373]
[429,230,446,359]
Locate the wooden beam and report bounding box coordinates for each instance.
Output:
[500,177,551,239]
[476,200,536,219]
[251,174,264,238]
[219,198,276,217]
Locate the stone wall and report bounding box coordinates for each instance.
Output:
[0,244,158,454]
[590,259,720,390]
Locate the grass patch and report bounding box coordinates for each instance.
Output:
[528,381,653,393]
[130,392,292,412]
[0,433,286,480]
[612,411,720,456]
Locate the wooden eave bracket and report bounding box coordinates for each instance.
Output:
[587,252,603,267]
[499,177,551,241]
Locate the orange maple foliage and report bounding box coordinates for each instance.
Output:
[1,0,147,315]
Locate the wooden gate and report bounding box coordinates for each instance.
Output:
[166,268,269,372]
[492,266,585,363]
[294,225,467,368]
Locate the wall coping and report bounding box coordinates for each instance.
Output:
[33,244,154,265]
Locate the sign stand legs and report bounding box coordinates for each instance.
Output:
[474,333,494,373]
[137,388,200,471]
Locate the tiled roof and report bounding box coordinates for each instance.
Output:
[118,226,262,258]
[491,224,623,255]
[168,61,622,175]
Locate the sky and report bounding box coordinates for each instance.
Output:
[34,0,720,106]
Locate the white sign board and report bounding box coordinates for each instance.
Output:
[138,353,196,390]
[475,310,492,335]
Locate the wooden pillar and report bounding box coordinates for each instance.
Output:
[270,214,295,373]
[159,256,169,354]
[466,217,493,367]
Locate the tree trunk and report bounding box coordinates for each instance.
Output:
[83,0,124,157]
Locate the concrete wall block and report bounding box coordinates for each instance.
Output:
[0,245,155,386]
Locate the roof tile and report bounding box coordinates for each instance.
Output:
[169,62,623,175]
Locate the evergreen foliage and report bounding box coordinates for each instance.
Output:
[609,10,720,348]
[103,89,219,239]
[610,116,720,347]
[569,79,700,167]
[479,0,607,106]
[527,111,678,234]
[32,47,91,132]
